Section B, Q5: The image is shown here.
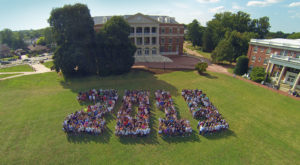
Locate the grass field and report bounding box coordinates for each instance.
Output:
[0,64,33,72]
[0,70,299,164]
[0,73,21,79]
[184,43,212,60]
[42,61,53,69]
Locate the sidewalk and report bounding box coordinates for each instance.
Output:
[0,64,52,81]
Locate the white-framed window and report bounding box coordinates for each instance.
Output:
[266,48,271,54]
[263,58,269,65]
[161,28,165,34]
[254,46,258,53]
[144,37,150,45]
[136,27,142,33]
[137,37,142,45]
[160,46,164,52]
[168,46,172,52]
[177,28,180,34]
[145,48,149,55]
[169,38,172,44]
[176,38,179,43]
[152,48,157,55]
[280,50,284,56]
[137,48,142,56]
[152,37,156,45]
[169,28,172,33]
[296,53,300,59]
[151,27,156,33]
[144,27,150,34]
[291,52,294,57]
[176,46,179,52]
[258,57,261,62]
[260,47,264,52]
[161,38,165,44]
[249,65,253,70]
[252,56,256,62]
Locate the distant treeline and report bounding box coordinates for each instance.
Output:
[0,27,54,50]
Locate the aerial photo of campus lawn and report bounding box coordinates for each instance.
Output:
[1,0,300,165]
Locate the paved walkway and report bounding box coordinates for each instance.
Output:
[0,64,52,81]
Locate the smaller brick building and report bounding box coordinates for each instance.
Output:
[247,39,300,91]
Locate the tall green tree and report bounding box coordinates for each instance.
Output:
[211,30,258,63]
[187,19,204,46]
[36,37,46,46]
[48,3,96,76]
[43,27,55,45]
[234,56,249,75]
[0,29,14,47]
[0,29,26,49]
[95,16,136,76]
[211,39,234,63]
[201,11,270,52]
[250,16,270,38]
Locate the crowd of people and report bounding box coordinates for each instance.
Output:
[77,89,118,103]
[62,89,118,134]
[155,90,192,136]
[115,90,151,137]
[182,89,229,135]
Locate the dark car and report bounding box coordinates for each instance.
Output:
[1,61,11,65]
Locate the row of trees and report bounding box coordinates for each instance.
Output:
[0,27,55,49]
[49,3,136,76]
[186,11,299,63]
[0,29,27,49]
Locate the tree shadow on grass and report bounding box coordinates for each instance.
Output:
[160,130,201,143]
[60,69,178,144]
[199,72,218,79]
[202,129,236,140]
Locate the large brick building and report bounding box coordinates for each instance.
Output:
[93,13,184,62]
[247,38,300,91]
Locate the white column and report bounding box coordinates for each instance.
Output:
[265,62,271,79]
[276,66,286,86]
[269,63,274,74]
[291,72,300,91]
[265,62,270,73]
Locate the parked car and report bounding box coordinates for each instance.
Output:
[23,59,30,62]
[1,61,11,65]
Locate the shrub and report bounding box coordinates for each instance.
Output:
[250,67,266,82]
[195,62,208,74]
[234,55,249,75]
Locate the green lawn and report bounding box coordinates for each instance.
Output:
[185,43,212,60]
[42,61,53,69]
[0,70,299,164]
[0,64,33,72]
[0,73,21,79]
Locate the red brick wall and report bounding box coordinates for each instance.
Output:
[159,24,184,55]
[247,44,269,68]
[94,24,103,32]
[248,44,300,69]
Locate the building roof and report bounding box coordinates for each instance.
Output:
[93,13,178,25]
[27,45,48,52]
[250,38,300,49]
